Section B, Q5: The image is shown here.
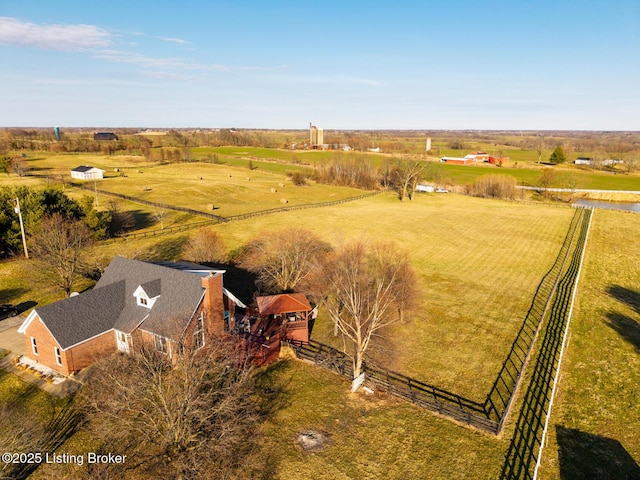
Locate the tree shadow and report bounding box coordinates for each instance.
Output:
[8,396,85,479]
[604,312,640,354]
[556,425,640,480]
[607,285,640,316]
[132,210,153,229]
[147,235,190,260]
[0,287,28,304]
[201,262,260,307]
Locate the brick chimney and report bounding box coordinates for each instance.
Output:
[201,273,225,335]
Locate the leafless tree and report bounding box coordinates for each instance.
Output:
[153,208,167,230]
[391,158,425,201]
[82,336,266,479]
[181,227,226,263]
[536,142,545,164]
[241,228,332,293]
[321,240,418,379]
[9,156,29,177]
[29,214,94,296]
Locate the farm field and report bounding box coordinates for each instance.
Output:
[214,192,575,399]
[1,179,639,478]
[536,209,640,479]
[2,154,369,218]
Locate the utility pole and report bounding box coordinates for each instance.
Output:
[13,197,29,259]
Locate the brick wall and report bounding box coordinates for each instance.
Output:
[22,315,117,376]
[64,331,117,374]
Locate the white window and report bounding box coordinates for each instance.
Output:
[30,337,38,356]
[154,334,167,353]
[54,347,62,366]
[193,313,204,350]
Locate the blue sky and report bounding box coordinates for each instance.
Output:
[1,0,639,130]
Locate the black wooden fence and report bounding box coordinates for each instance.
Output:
[500,208,591,479]
[484,207,586,428]
[285,339,498,432]
[284,208,593,438]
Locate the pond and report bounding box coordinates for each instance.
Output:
[575,199,640,213]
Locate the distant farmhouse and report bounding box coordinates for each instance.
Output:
[70,165,105,180]
[574,157,594,166]
[18,257,313,376]
[93,132,119,141]
[574,157,624,166]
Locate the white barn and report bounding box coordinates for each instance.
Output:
[71,166,105,180]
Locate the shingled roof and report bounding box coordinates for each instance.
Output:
[26,257,219,350]
[256,293,312,316]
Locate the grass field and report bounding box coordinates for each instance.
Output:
[1,180,638,478]
[251,359,507,480]
[213,192,575,399]
[536,209,640,479]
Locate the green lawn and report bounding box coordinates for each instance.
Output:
[216,192,575,399]
[536,209,640,479]
[254,359,506,480]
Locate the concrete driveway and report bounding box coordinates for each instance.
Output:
[0,314,82,397]
[0,313,27,357]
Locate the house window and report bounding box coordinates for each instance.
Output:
[54,347,62,366]
[154,334,167,353]
[30,337,38,356]
[194,313,204,350]
[138,296,148,306]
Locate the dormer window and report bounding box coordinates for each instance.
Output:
[133,281,161,309]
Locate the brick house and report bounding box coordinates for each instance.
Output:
[18,257,232,376]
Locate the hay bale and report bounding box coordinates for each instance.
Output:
[270,188,277,193]
[280,198,288,204]
[207,204,215,210]
[278,182,285,188]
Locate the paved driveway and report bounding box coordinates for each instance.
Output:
[0,314,27,357]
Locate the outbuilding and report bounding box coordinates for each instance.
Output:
[70,165,106,180]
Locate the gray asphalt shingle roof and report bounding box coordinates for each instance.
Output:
[36,256,216,349]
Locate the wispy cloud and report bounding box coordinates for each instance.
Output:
[268,74,383,87]
[157,36,192,45]
[0,17,112,51]
[0,17,283,79]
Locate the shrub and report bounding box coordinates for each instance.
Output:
[467,175,517,199]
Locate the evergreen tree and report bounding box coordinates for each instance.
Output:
[549,146,567,164]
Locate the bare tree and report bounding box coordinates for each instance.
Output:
[82,336,265,479]
[153,208,167,230]
[181,227,226,263]
[536,141,545,164]
[9,156,29,177]
[322,240,418,379]
[241,228,332,293]
[29,214,94,296]
[391,158,425,201]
